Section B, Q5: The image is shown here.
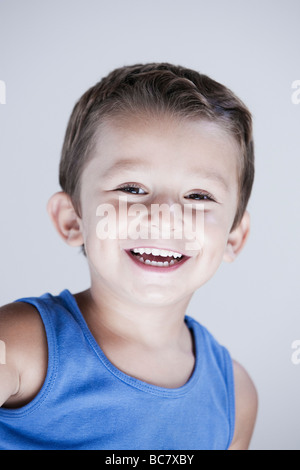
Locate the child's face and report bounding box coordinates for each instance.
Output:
[77,115,240,306]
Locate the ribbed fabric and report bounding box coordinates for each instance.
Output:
[0,289,235,450]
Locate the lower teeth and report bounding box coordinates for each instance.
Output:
[138,256,177,267]
[130,250,183,267]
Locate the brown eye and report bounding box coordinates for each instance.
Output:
[116,185,146,195]
[186,192,215,202]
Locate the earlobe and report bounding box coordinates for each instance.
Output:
[47,192,84,247]
[223,211,250,263]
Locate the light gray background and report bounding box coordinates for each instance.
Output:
[0,0,299,450]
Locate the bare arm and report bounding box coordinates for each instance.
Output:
[228,360,258,450]
[0,302,47,408]
[0,361,19,407]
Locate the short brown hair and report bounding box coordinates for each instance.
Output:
[59,62,254,234]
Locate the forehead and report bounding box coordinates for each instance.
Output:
[83,114,241,185]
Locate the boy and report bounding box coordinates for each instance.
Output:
[0,63,257,450]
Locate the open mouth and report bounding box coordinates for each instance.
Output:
[127,247,187,268]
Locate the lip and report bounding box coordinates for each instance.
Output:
[125,248,190,273]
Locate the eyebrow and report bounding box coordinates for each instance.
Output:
[102,159,230,191]
[189,168,230,192]
[102,159,152,179]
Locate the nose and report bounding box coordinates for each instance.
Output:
[145,194,205,251]
[139,193,184,240]
[124,192,204,251]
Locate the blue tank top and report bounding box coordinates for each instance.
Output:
[0,289,235,450]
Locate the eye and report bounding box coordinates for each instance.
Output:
[115,184,147,195]
[185,191,216,202]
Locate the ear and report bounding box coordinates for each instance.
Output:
[47,191,84,247]
[223,211,250,263]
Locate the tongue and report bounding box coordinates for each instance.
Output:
[136,252,174,263]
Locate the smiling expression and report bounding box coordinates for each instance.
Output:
[77,114,240,306]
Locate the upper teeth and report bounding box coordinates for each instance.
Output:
[132,248,183,258]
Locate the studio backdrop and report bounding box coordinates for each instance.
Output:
[0,0,299,450]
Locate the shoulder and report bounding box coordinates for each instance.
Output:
[0,300,48,408]
[228,360,258,450]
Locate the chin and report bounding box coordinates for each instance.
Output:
[131,284,189,307]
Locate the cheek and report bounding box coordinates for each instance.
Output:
[81,201,127,265]
[80,205,111,260]
[94,198,140,242]
[202,213,230,257]
[189,215,229,285]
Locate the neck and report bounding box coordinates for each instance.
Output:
[74,281,192,350]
